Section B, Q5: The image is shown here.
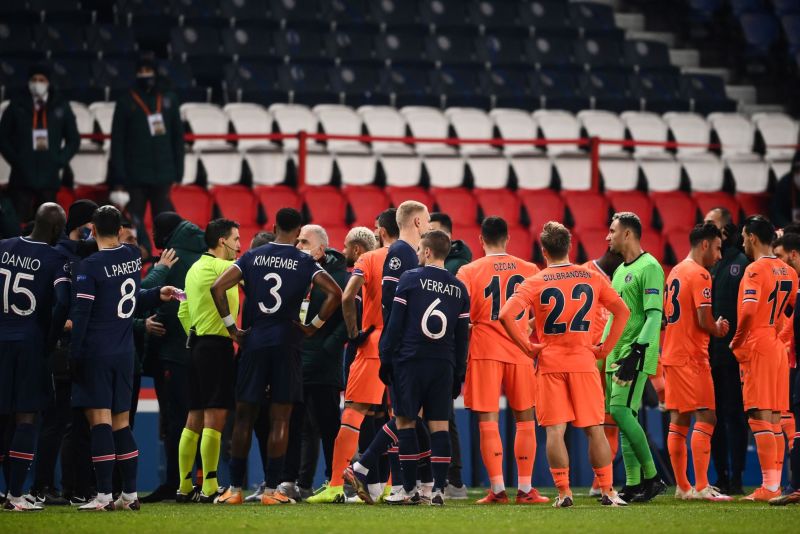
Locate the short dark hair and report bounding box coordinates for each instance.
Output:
[773,232,800,253]
[205,218,239,249]
[275,208,303,233]
[429,212,453,234]
[481,216,509,246]
[377,208,399,238]
[743,214,775,245]
[421,230,451,260]
[689,223,722,247]
[612,212,642,240]
[709,207,733,226]
[540,221,571,258]
[251,231,275,249]
[782,222,800,235]
[92,205,122,238]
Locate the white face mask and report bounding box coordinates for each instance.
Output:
[29,81,48,98]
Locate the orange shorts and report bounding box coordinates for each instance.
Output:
[464,359,536,413]
[740,344,782,412]
[536,371,604,428]
[777,349,790,412]
[344,356,385,405]
[663,361,715,413]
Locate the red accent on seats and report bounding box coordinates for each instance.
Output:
[343,186,391,227]
[506,225,533,262]
[385,186,434,210]
[211,185,260,225]
[650,192,698,232]
[430,187,479,225]
[453,224,482,260]
[474,188,522,225]
[255,185,302,224]
[237,224,265,251]
[171,185,214,228]
[692,192,739,222]
[606,191,654,228]
[302,186,347,226]
[665,230,691,262]
[562,191,610,232]
[641,231,665,263]
[518,189,566,231]
[73,185,108,204]
[575,229,610,261]
[325,225,350,250]
[735,193,769,217]
[57,187,76,212]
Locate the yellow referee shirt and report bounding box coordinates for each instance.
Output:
[178,253,239,338]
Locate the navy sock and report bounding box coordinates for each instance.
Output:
[416,419,432,484]
[90,424,115,495]
[265,455,285,489]
[398,428,419,493]
[379,451,389,484]
[359,419,397,472]
[229,456,247,488]
[7,423,36,498]
[430,431,451,492]
[358,415,375,454]
[113,427,139,494]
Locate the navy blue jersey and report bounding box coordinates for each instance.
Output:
[69,244,162,360]
[380,265,470,375]
[235,242,324,349]
[381,239,419,325]
[0,237,70,341]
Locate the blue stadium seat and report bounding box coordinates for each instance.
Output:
[274,28,330,62]
[730,0,766,16]
[468,0,523,29]
[480,68,537,109]
[158,60,208,102]
[624,39,673,71]
[739,12,781,56]
[329,64,390,106]
[382,65,439,107]
[0,59,32,98]
[116,0,170,17]
[35,23,90,57]
[32,0,87,23]
[220,0,271,22]
[326,28,379,63]
[420,0,469,28]
[432,66,490,109]
[526,32,578,69]
[278,63,339,105]
[376,28,431,64]
[530,70,589,112]
[0,23,40,59]
[630,71,689,112]
[569,2,618,33]
[0,4,38,25]
[52,58,103,102]
[686,0,724,21]
[580,71,639,112]
[86,25,137,58]
[322,0,373,26]
[518,0,571,31]
[426,31,480,65]
[169,0,227,26]
[680,73,737,113]
[370,0,421,25]
[224,60,284,104]
[222,24,277,60]
[475,32,528,66]
[131,14,179,56]
[270,0,323,24]
[93,58,136,90]
[170,25,223,58]
[574,36,628,70]
[783,15,800,54]
[774,0,800,15]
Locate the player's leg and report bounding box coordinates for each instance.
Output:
[177,410,202,498]
[4,412,39,510]
[83,408,116,510]
[466,359,506,502]
[427,419,450,505]
[422,361,454,506]
[692,409,731,501]
[545,423,571,501]
[395,415,418,496]
[664,364,692,497]
[110,411,139,509]
[747,409,779,497]
[199,408,227,500]
[415,416,433,495]
[506,360,546,503]
[221,400,259,503]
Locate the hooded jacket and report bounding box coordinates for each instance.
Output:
[445,239,472,276]
[710,244,749,368]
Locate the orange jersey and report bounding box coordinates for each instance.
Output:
[582,260,612,345]
[661,259,713,366]
[457,253,539,364]
[352,246,388,358]
[734,256,798,350]
[511,263,623,374]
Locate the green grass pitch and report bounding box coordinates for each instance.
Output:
[1,489,797,533]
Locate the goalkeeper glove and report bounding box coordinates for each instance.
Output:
[452,375,464,399]
[349,325,376,348]
[612,342,647,386]
[378,361,393,386]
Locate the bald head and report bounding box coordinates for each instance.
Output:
[31,202,66,245]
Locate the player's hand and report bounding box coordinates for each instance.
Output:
[146,314,166,337]
[294,321,318,338]
[591,344,604,360]
[715,316,730,337]
[349,325,375,348]
[610,342,647,386]
[228,326,249,345]
[63,319,73,332]
[452,375,464,399]
[157,248,179,269]
[160,286,182,302]
[525,342,543,360]
[379,361,393,386]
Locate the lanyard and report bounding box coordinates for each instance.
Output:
[32,105,46,130]
[130,90,162,115]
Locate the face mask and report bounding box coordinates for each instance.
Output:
[298,248,312,256]
[29,81,48,98]
[136,75,156,92]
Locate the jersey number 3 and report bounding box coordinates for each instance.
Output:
[541,284,594,334]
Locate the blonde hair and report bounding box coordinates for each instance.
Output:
[345,226,377,251]
[540,221,571,258]
[396,200,428,229]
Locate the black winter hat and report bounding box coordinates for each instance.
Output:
[66,199,98,233]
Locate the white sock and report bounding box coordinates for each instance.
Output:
[518,482,532,493]
[491,482,505,494]
[97,493,112,504]
[231,486,242,492]
[368,483,382,498]
[122,492,138,501]
[353,462,369,476]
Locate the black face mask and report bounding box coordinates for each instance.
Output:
[136,75,156,92]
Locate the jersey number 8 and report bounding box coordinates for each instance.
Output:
[117,278,137,319]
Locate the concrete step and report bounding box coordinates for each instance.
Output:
[626,30,677,48]
[682,66,733,83]
[725,85,758,105]
[739,103,788,116]
[615,12,646,32]
[669,49,701,68]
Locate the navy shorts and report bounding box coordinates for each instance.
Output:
[0,339,52,414]
[236,344,302,405]
[71,352,134,413]
[392,359,453,421]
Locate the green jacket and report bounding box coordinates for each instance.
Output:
[133,263,171,374]
[150,220,206,366]
[109,88,184,187]
[0,91,79,190]
[445,239,472,275]
[710,245,749,369]
[301,249,350,388]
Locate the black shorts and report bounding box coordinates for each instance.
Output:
[236,344,302,405]
[392,359,453,421]
[71,352,133,413]
[0,339,52,414]
[190,336,235,410]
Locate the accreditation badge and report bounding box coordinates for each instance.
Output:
[32,128,49,151]
[147,113,166,136]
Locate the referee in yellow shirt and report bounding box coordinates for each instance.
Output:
[175,219,241,503]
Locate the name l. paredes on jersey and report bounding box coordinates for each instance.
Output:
[0,252,42,271]
[102,257,143,278]
[419,277,463,298]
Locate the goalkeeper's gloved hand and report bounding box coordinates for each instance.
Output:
[452,375,464,399]
[349,325,375,348]
[611,342,647,386]
[378,360,393,386]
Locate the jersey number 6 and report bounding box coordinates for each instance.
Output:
[421,298,447,340]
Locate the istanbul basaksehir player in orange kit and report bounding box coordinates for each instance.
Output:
[456,217,547,505]
[729,215,797,502]
[499,222,630,508]
[662,224,732,502]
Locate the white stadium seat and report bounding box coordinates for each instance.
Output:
[444,107,498,155]
[620,111,669,156]
[489,108,540,156]
[423,155,465,187]
[532,110,583,155]
[553,154,591,190]
[336,154,378,186]
[401,106,457,155]
[726,159,770,194]
[679,154,724,192]
[295,152,335,186]
[663,112,711,156]
[577,110,626,155]
[708,112,757,159]
[269,103,324,152]
[639,156,681,192]
[181,103,231,151]
[357,106,413,155]
[182,152,198,185]
[70,101,96,149]
[89,101,115,149]
[380,155,423,187]
[199,152,243,186]
[223,103,276,151]
[245,152,289,186]
[600,157,639,191]
[466,155,511,189]
[313,104,369,154]
[510,155,553,190]
[70,151,108,186]
[752,112,799,162]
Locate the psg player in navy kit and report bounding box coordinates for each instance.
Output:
[70,206,180,512]
[0,203,70,512]
[210,208,342,505]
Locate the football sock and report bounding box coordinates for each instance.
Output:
[113,426,139,494]
[178,428,199,494]
[430,431,451,492]
[691,422,714,492]
[200,428,222,496]
[774,421,785,485]
[515,421,536,493]
[611,405,656,481]
[592,464,613,494]
[329,408,365,486]
[593,416,619,490]
[90,424,115,496]
[791,428,800,489]
[550,467,570,498]
[7,423,36,498]
[749,418,778,491]
[478,421,505,493]
[667,423,690,491]
[379,451,389,484]
[229,456,247,489]
[265,455,285,490]
[397,428,419,493]
[416,419,433,484]
[363,419,379,484]
[781,413,795,444]
[620,433,642,486]
[357,419,398,473]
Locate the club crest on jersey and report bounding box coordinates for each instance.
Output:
[703,287,711,299]
[625,273,633,283]
[389,257,402,270]
[730,264,741,276]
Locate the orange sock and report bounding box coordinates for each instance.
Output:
[479,421,504,493]
[550,468,570,498]
[667,423,690,491]
[691,422,714,492]
[329,408,365,486]
[781,413,795,449]
[774,421,785,486]
[749,418,778,491]
[593,417,619,490]
[592,464,613,494]
[515,421,536,492]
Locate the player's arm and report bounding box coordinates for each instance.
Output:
[453,296,471,397]
[68,262,95,361]
[697,306,729,337]
[48,270,72,348]
[297,270,342,337]
[211,264,246,343]
[341,273,366,339]
[729,272,759,352]
[597,288,630,360]
[136,285,179,312]
[177,299,191,336]
[377,279,409,385]
[381,256,401,324]
[499,283,540,359]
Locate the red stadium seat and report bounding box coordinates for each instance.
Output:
[255,185,302,224]
[73,185,108,204]
[665,230,691,263]
[385,186,434,211]
[506,225,534,262]
[343,186,390,227]
[211,185,260,226]
[641,231,665,263]
[606,191,654,229]
[57,187,76,212]
[692,192,740,223]
[735,192,769,218]
[302,186,347,226]
[562,191,610,232]
[171,185,214,228]
[237,224,265,250]
[430,188,479,225]
[325,225,350,250]
[575,229,609,262]
[650,192,698,232]
[518,189,566,231]
[453,224,483,260]
[474,188,522,225]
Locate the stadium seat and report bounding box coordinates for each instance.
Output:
[783,14,800,55]
[577,110,627,155]
[92,58,136,95]
[620,111,670,156]
[489,108,541,155]
[432,66,490,109]
[562,191,610,232]
[752,113,799,162]
[665,230,691,263]
[35,22,88,56]
[579,71,639,113]
[401,106,457,155]
[680,73,737,114]
[237,224,266,250]
[274,28,329,62]
[739,12,781,59]
[664,112,713,157]
[199,152,244,186]
[736,192,770,216]
[342,185,390,227]
[255,185,302,224]
[505,225,534,261]
[70,101,96,150]
[423,155,466,187]
[680,154,724,192]
[223,103,275,151]
[56,187,75,211]
[639,155,681,192]
[382,65,439,108]
[277,63,338,106]
[453,224,483,259]
[606,191,655,229]
[480,67,536,110]
[86,25,137,57]
[325,225,351,250]
[575,229,610,263]
[302,185,347,225]
[357,106,414,155]
[211,185,260,225]
[312,104,368,154]
[182,103,232,151]
[170,24,223,58]
[641,231,665,263]
[474,188,522,224]
[599,158,640,192]
[444,107,498,155]
[223,60,283,105]
[573,36,627,70]
[73,185,109,206]
[726,159,770,194]
[269,0,322,24]
[222,24,276,60]
[518,188,567,230]
[335,154,378,186]
[430,187,479,225]
[631,70,689,113]
[384,186,435,210]
[650,191,698,231]
[708,113,757,159]
[532,109,583,155]
[530,70,589,112]
[692,192,740,221]
[526,33,578,69]
[171,185,214,226]
[220,0,271,22]
[467,155,512,188]
[468,0,523,29]
[322,0,372,26]
[475,33,528,66]
[625,39,673,71]
[269,103,323,152]
[325,28,377,64]
[518,0,571,31]
[329,64,390,107]
[426,31,480,65]
[553,154,591,190]
[380,155,424,187]
[70,150,107,186]
[569,1,618,33]
[0,23,39,58]
[420,0,469,27]
[370,0,420,25]
[375,28,429,64]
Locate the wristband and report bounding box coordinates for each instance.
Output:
[311,315,325,328]
[222,314,235,328]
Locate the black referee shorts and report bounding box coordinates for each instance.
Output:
[189,335,236,410]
